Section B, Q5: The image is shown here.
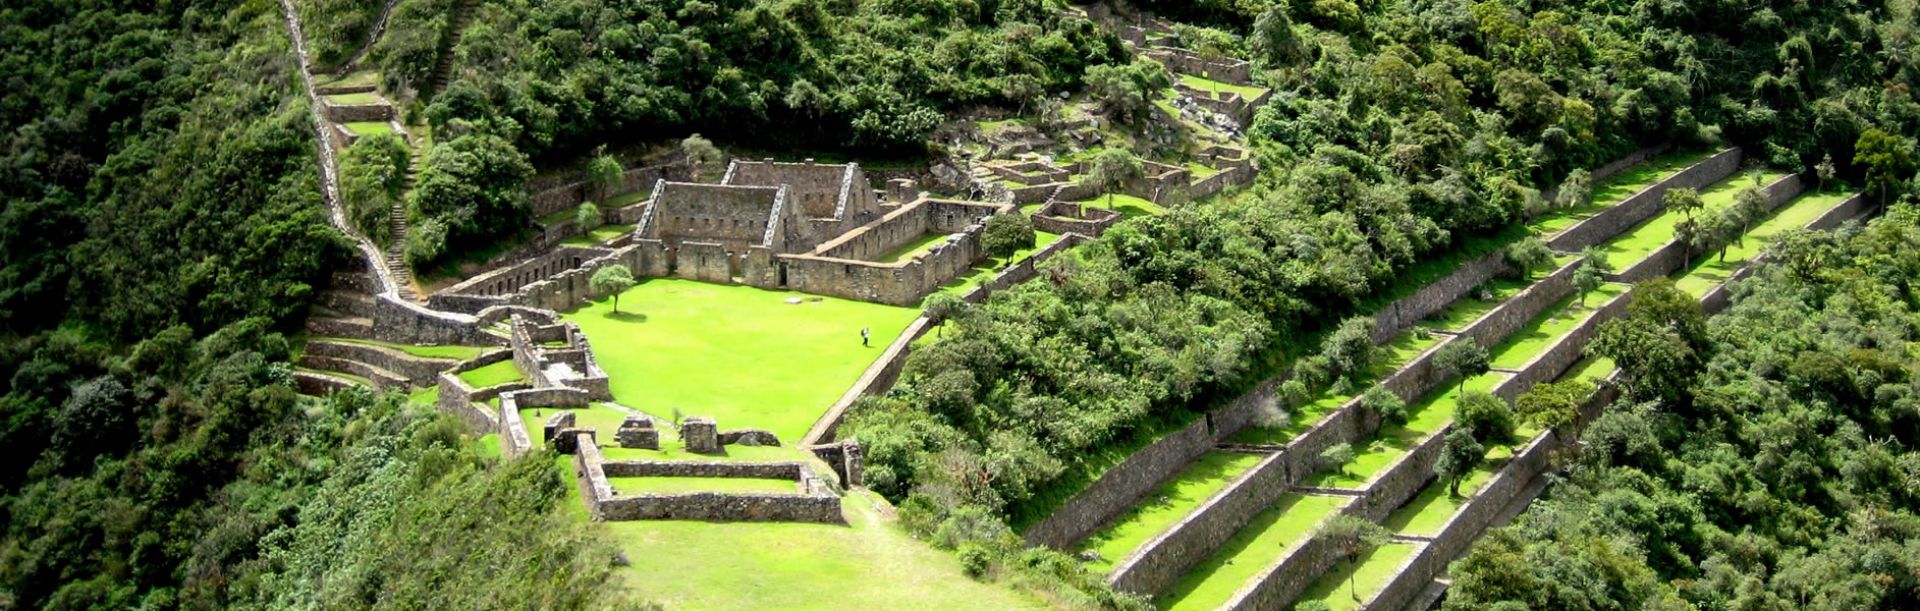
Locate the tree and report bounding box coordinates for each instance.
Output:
[1505,236,1555,280]
[1573,264,1604,309]
[1553,168,1593,211]
[1457,391,1516,446]
[575,202,603,231]
[1084,147,1145,213]
[1665,187,1705,259]
[1320,515,1390,602]
[981,212,1036,261]
[586,149,624,200]
[1434,427,1486,497]
[1360,387,1409,426]
[1084,60,1170,125]
[925,292,966,338]
[1434,341,1490,393]
[1591,280,1704,404]
[1318,443,1354,476]
[1515,379,1593,437]
[1697,208,1741,263]
[1250,4,1306,67]
[408,129,534,258]
[682,134,724,182]
[1733,186,1768,241]
[1815,153,1837,193]
[1321,317,1379,384]
[590,264,636,313]
[1856,128,1917,209]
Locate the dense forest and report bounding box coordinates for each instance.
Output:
[1449,205,1920,610]
[846,0,1920,565]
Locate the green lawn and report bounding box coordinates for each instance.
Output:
[1233,329,1444,445]
[331,337,492,361]
[406,385,439,406]
[1596,172,1790,272]
[1487,283,1628,370]
[325,92,380,105]
[1071,193,1166,217]
[1177,73,1268,100]
[875,232,953,263]
[590,488,1043,609]
[1531,149,1715,237]
[1156,494,1349,611]
[562,279,920,441]
[1421,276,1533,332]
[342,121,394,136]
[1075,451,1267,573]
[316,69,379,89]
[457,359,525,388]
[561,223,633,247]
[1185,162,1221,179]
[606,476,801,495]
[1295,541,1420,611]
[939,231,1064,297]
[1674,190,1852,296]
[1381,445,1516,536]
[1560,355,1616,384]
[1301,373,1509,489]
[604,189,651,207]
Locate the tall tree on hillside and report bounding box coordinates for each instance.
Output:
[1666,187,1706,260]
[682,134,724,182]
[1084,147,1145,214]
[1251,4,1306,67]
[1085,60,1169,125]
[1857,128,1917,210]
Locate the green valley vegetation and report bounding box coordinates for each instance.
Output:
[1447,204,1920,610]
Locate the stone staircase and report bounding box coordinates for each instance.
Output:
[423,0,476,98]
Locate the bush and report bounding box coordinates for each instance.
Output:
[405,217,448,267]
[957,543,992,579]
[1360,387,1408,426]
[982,212,1037,260]
[1457,391,1516,445]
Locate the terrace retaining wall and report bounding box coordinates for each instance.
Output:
[1614,173,1805,283]
[1025,416,1216,550]
[1368,252,1508,344]
[1107,450,1292,595]
[304,340,460,385]
[1547,148,1743,252]
[1221,498,1372,611]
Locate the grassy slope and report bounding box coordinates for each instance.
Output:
[1486,282,1629,370]
[562,279,919,441]
[1157,494,1349,611]
[1075,451,1267,573]
[1069,193,1166,217]
[342,120,393,136]
[1597,171,1790,271]
[458,359,525,388]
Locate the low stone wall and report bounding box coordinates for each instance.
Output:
[1614,173,1805,284]
[1188,163,1255,200]
[1353,426,1451,521]
[601,460,811,481]
[1452,259,1579,349]
[305,340,460,385]
[1541,145,1670,204]
[1221,497,1369,611]
[529,162,681,220]
[1369,252,1508,344]
[1492,290,1631,402]
[595,491,843,523]
[808,440,864,488]
[1141,46,1253,84]
[433,371,505,434]
[1548,148,1743,251]
[1024,416,1216,549]
[294,370,357,395]
[1032,202,1121,237]
[325,102,394,123]
[298,354,407,388]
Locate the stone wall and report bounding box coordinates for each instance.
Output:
[1368,251,1509,344]
[1187,163,1255,200]
[1352,426,1451,521]
[1140,47,1253,84]
[1107,450,1291,595]
[1703,191,1865,313]
[595,491,844,523]
[1548,148,1743,251]
[600,460,811,481]
[1220,498,1369,611]
[814,203,935,261]
[324,101,394,123]
[1452,259,1579,349]
[1614,173,1805,283]
[370,294,497,346]
[529,162,680,219]
[304,340,460,385]
[440,246,618,300]
[1031,202,1121,237]
[642,182,791,251]
[808,441,864,488]
[1023,416,1216,549]
[780,200,1006,306]
[1492,290,1631,402]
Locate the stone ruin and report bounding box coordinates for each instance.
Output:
[614,416,659,450]
[681,416,721,454]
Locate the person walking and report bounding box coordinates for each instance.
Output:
[860,327,870,347]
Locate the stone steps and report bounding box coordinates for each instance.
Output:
[298,353,410,390]
[293,369,363,396]
[423,0,476,97]
[305,339,461,385]
[305,315,374,339]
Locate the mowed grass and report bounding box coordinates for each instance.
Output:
[457,359,525,388]
[586,487,1044,609]
[1560,355,1617,384]
[1233,329,1444,445]
[1295,541,1421,611]
[342,120,394,136]
[561,223,633,247]
[939,231,1063,297]
[325,92,380,105]
[1532,149,1715,237]
[1156,494,1349,611]
[1382,444,1516,536]
[606,475,800,495]
[1674,190,1853,296]
[1487,283,1628,370]
[1421,276,1533,332]
[1597,172,1790,272]
[1177,73,1268,100]
[875,232,953,263]
[1076,451,1267,573]
[563,279,919,441]
[1072,193,1166,217]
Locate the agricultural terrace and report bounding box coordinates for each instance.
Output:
[1595,171,1792,272]
[1673,188,1854,296]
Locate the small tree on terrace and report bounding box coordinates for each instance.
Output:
[1573,262,1605,309]
[1733,185,1768,241]
[1816,153,1837,193]
[1666,187,1706,259]
[1319,515,1390,602]
[681,133,724,182]
[925,292,966,338]
[1505,236,1555,281]
[1457,391,1517,446]
[1515,379,1593,438]
[1554,168,1593,211]
[1433,341,1490,394]
[1318,443,1354,477]
[590,264,636,314]
[1697,208,1741,263]
[1084,147,1145,214]
[1434,427,1486,497]
[981,212,1036,262]
[575,202,603,232]
[587,148,624,200]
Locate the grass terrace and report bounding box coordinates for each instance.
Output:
[315,68,379,89]
[1185,162,1221,179]
[1176,73,1268,100]
[1420,275,1535,332]
[938,231,1063,297]
[561,223,633,247]
[1531,149,1716,237]
[1074,451,1267,573]
[457,359,524,388]
[1069,193,1166,217]
[1381,444,1516,537]
[1487,283,1628,370]
[1301,372,1510,489]
[1294,541,1421,611]
[1560,355,1617,385]
[1596,171,1790,272]
[875,232,953,264]
[1233,329,1445,445]
[342,120,394,136]
[327,337,492,361]
[295,366,375,389]
[562,279,919,442]
[324,92,380,105]
[606,476,801,495]
[1156,494,1349,611]
[1674,189,1853,297]
[603,189,650,207]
